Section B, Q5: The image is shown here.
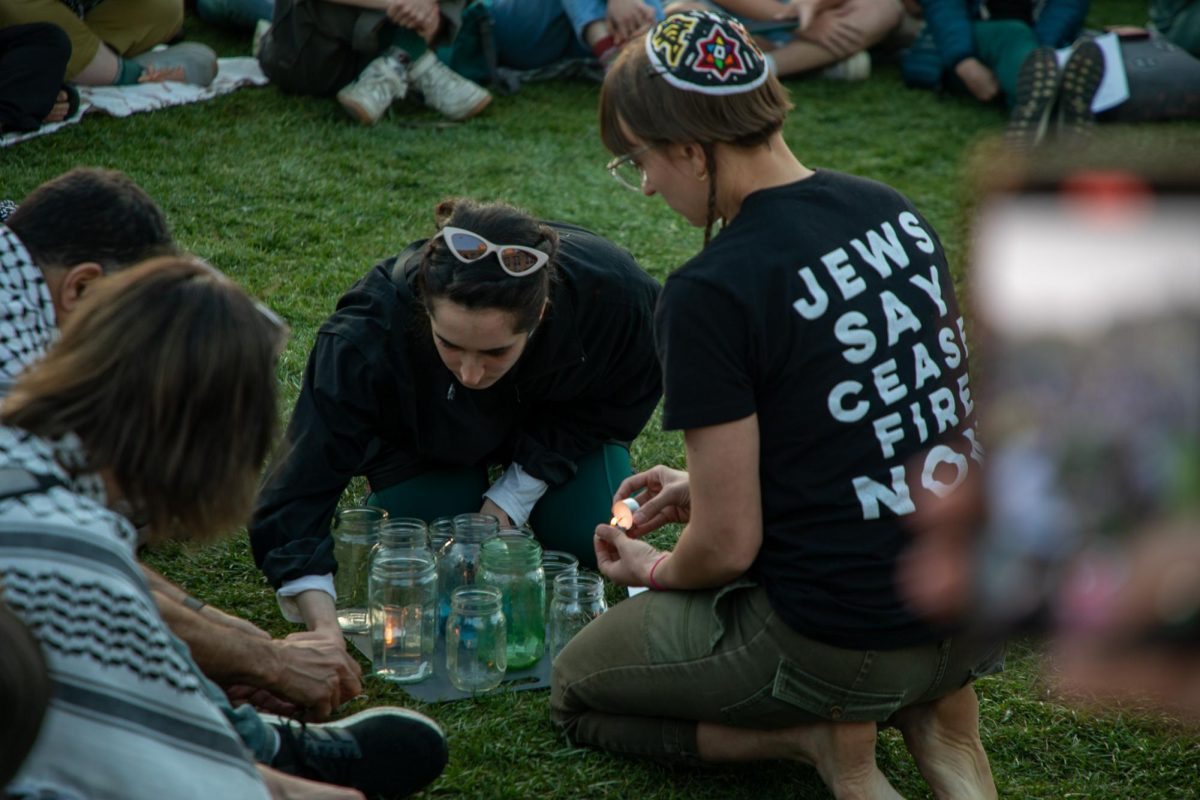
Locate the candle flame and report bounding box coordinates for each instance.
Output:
[610,516,620,527]
[384,618,395,647]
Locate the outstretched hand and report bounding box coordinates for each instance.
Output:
[614,464,690,539]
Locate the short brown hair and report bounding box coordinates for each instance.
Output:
[1,257,286,541]
[6,168,176,272]
[599,38,794,244]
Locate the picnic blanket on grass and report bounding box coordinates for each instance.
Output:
[1,57,268,148]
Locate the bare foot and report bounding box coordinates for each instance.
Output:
[43,90,70,123]
[891,685,997,800]
[139,66,187,83]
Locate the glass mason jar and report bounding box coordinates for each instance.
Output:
[548,572,607,662]
[437,513,500,627]
[541,551,579,616]
[331,506,388,633]
[369,549,437,684]
[429,516,455,561]
[480,536,545,669]
[371,518,430,562]
[445,586,507,693]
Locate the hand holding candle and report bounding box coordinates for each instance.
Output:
[610,465,692,538]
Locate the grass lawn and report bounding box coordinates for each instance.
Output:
[5,0,1200,795]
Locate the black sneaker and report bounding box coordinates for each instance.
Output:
[1056,40,1105,139]
[270,707,449,799]
[1005,47,1059,150]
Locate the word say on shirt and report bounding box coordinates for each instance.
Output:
[790,212,980,521]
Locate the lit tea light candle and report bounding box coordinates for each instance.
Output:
[610,497,639,531]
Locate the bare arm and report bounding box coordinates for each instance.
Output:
[143,566,361,718]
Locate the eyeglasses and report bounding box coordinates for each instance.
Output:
[431,226,550,277]
[606,145,655,192]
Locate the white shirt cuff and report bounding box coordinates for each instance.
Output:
[483,463,549,528]
[276,574,336,624]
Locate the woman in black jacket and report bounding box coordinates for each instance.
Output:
[250,197,662,638]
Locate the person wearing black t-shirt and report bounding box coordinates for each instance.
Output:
[550,11,1001,799]
[250,198,661,639]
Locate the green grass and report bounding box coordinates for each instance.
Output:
[6,0,1200,796]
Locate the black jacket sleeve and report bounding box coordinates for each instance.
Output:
[250,333,387,588]
[509,230,662,486]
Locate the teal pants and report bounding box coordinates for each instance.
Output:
[1152,0,1200,56]
[366,443,633,569]
[948,20,1039,109]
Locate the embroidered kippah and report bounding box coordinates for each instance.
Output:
[644,10,768,96]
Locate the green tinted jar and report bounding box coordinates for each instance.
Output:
[479,536,545,669]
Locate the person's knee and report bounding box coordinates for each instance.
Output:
[144,0,185,42]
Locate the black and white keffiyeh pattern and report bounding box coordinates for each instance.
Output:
[0,226,57,392]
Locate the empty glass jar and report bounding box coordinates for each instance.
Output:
[331,506,388,633]
[541,551,579,616]
[437,513,500,627]
[480,536,545,669]
[429,516,455,561]
[445,586,507,693]
[548,572,607,662]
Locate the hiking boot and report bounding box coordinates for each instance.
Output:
[820,51,871,81]
[269,707,448,799]
[408,51,492,121]
[337,50,409,126]
[132,42,218,87]
[1005,47,1059,150]
[1056,40,1105,140]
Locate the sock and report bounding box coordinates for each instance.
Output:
[591,35,616,61]
[382,25,428,59]
[765,53,778,75]
[114,57,145,85]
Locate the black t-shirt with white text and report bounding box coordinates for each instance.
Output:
[657,170,978,650]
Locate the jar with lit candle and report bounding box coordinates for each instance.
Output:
[445,586,507,693]
[479,536,545,669]
[368,518,436,683]
[331,506,388,633]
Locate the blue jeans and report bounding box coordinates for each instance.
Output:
[197,0,273,30]
[491,0,665,70]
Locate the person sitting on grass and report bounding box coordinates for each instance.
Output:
[258,0,491,124]
[550,11,1002,799]
[2,169,452,797]
[490,0,665,71]
[900,0,1103,146]
[0,257,450,800]
[0,0,217,86]
[0,23,77,134]
[664,0,904,80]
[250,197,661,641]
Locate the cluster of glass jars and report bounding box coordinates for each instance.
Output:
[330,508,607,693]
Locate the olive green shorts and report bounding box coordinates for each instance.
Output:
[550,581,1004,760]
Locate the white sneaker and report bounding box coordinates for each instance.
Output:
[408,51,491,121]
[821,51,871,81]
[336,51,409,126]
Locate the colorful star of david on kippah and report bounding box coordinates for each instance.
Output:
[644,10,768,95]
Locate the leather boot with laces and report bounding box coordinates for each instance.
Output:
[269,707,448,798]
[337,50,409,126]
[408,51,491,121]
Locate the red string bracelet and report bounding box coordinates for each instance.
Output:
[647,553,669,591]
